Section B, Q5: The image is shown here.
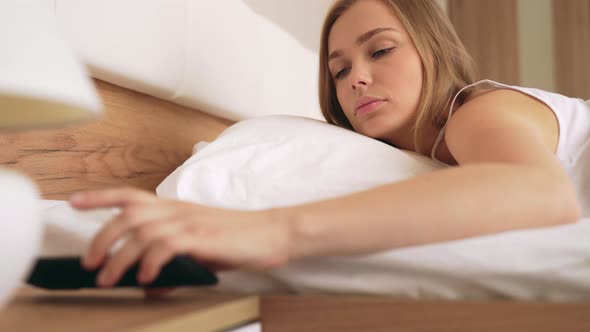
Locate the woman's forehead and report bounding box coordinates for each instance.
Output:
[328,0,404,50]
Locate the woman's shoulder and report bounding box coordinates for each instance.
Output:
[450,87,559,153]
[460,85,552,118]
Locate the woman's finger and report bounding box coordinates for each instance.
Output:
[96,221,186,287]
[95,237,145,287]
[138,235,240,284]
[69,187,154,210]
[84,202,181,269]
[138,236,195,285]
[83,212,143,270]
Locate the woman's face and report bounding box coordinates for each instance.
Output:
[328,0,423,146]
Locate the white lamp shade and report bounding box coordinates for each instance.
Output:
[0,0,103,310]
[0,169,41,309]
[0,0,103,130]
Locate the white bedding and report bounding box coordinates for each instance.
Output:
[39,116,590,301]
[39,198,590,301]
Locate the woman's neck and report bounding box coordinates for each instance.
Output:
[384,101,459,164]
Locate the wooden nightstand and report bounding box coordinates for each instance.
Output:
[0,286,259,332]
[2,286,590,332]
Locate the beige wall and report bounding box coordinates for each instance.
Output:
[553,0,590,99]
[518,0,555,92]
[435,0,448,14]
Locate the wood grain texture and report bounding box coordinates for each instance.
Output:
[0,79,232,200]
[448,0,520,85]
[553,0,590,99]
[261,295,590,332]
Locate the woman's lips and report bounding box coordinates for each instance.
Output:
[356,100,385,116]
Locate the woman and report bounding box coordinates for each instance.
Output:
[70,0,583,291]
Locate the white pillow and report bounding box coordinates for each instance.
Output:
[156,115,590,301]
[156,115,442,208]
[55,0,333,121]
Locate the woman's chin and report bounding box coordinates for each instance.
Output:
[356,120,396,142]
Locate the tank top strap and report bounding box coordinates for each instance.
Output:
[430,79,513,163]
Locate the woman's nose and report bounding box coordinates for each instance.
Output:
[349,65,371,90]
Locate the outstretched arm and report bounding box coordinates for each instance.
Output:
[281,90,580,260]
[71,90,580,288]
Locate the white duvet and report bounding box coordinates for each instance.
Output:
[39,196,590,301]
[41,116,590,301]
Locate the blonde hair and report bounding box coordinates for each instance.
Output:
[319,0,477,154]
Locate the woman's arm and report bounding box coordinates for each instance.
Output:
[72,90,580,288]
[280,90,581,260]
[282,162,578,260]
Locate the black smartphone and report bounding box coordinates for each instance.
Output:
[26,256,218,289]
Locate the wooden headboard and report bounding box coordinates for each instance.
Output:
[0,79,234,200]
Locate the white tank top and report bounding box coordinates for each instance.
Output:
[431,79,590,217]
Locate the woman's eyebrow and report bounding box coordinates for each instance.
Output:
[329,27,399,62]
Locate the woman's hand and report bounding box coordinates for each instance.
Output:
[69,187,291,288]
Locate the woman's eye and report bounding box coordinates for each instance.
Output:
[372,47,394,58]
[334,67,350,80]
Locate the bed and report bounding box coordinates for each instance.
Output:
[2,1,590,330]
[3,76,590,332]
